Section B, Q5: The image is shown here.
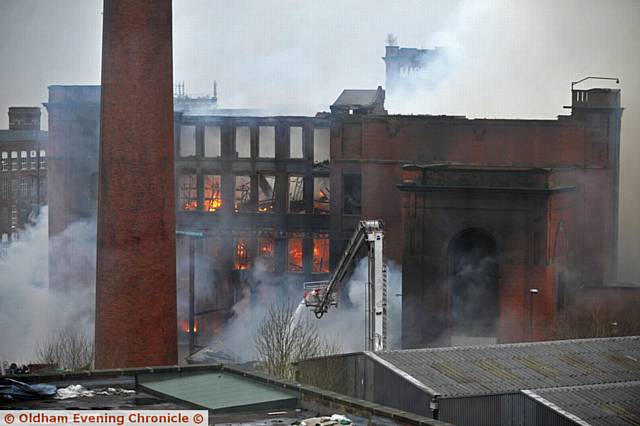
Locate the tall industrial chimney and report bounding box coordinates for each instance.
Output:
[95,0,177,368]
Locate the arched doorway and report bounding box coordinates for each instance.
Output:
[449,229,499,345]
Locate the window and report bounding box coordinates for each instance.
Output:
[19,175,28,198]
[288,175,304,213]
[343,174,361,215]
[179,173,197,211]
[39,150,46,169]
[259,126,275,158]
[235,126,251,158]
[234,175,251,213]
[39,177,46,201]
[258,174,276,213]
[11,152,18,171]
[233,238,252,270]
[10,177,18,198]
[313,128,330,165]
[204,126,221,157]
[257,237,275,272]
[289,127,303,158]
[288,237,303,272]
[313,236,330,273]
[30,151,37,169]
[313,177,330,214]
[0,177,8,199]
[20,151,27,170]
[179,125,196,157]
[1,152,8,172]
[204,174,222,212]
[10,205,17,228]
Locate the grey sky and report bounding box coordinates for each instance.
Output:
[1,0,639,280]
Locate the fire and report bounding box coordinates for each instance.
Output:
[205,192,222,212]
[182,200,197,211]
[234,240,251,270]
[313,238,329,273]
[289,239,303,272]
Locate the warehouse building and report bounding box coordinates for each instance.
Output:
[297,336,640,426]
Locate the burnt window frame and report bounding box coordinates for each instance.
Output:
[234,174,252,213]
[203,173,223,213]
[287,174,305,214]
[313,175,330,215]
[178,172,198,211]
[257,173,276,213]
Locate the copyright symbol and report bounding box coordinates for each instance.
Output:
[193,413,203,424]
[4,414,14,424]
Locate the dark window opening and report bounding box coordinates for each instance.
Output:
[288,175,305,213]
[449,229,499,344]
[234,175,251,213]
[179,173,197,211]
[343,174,361,215]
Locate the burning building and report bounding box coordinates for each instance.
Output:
[0,107,47,256]
[45,82,633,354]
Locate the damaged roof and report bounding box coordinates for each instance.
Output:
[332,89,380,108]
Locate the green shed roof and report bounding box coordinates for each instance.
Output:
[138,371,298,413]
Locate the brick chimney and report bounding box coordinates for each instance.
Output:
[95,0,177,368]
[8,107,41,130]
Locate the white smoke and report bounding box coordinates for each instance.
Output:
[208,258,402,362]
[0,208,96,364]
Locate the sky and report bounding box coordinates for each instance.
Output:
[0,0,639,281]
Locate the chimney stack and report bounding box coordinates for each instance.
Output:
[95,0,177,368]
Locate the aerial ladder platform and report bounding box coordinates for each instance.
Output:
[303,220,387,352]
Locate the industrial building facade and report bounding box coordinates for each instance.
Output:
[45,83,629,351]
[0,107,47,256]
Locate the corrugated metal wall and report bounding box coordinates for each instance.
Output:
[439,393,525,426]
[298,353,432,417]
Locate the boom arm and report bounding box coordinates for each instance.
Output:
[303,220,387,351]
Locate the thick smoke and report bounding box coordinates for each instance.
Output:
[0,208,96,364]
[205,258,402,362]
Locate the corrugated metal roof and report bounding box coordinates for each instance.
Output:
[0,130,47,142]
[332,90,379,107]
[373,336,640,398]
[138,371,297,412]
[524,381,640,426]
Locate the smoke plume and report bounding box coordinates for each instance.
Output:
[0,208,96,364]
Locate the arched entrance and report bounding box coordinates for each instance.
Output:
[449,229,499,345]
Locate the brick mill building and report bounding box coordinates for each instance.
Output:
[0,107,47,256]
[44,80,633,354]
